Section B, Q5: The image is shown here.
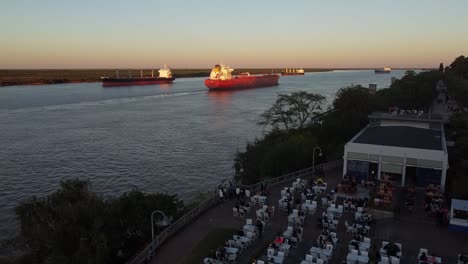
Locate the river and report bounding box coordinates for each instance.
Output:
[0,70,407,238]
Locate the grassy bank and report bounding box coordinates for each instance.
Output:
[0,68,333,87]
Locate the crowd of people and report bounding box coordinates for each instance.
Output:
[425,184,449,224]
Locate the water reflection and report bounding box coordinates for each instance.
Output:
[207,90,234,106]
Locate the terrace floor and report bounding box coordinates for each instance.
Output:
[151,164,468,264]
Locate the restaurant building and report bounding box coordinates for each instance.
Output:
[343,111,449,190]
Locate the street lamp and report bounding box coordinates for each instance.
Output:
[312,146,323,176]
[151,210,172,243]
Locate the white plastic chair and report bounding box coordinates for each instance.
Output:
[233,208,238,217]
[390,256,399,264]
[227,253,236,263]
[246,219,253,225]
[305,254,313,262]
[239,209,245,218]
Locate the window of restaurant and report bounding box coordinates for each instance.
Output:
[415,167,442,187]
[346,159,369,183]
[381,163,403,185]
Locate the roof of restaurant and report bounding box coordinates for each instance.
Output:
[353,126,442,150]
[368,111,443,123]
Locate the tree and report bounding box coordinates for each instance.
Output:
[449,55,468,79]
[439,63,444,72]
[259,92,325,130]
[13,179,186,264]
[404,70,416,77]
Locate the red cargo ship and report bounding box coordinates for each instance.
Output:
[204,64,279,90]
[101,65,175,87]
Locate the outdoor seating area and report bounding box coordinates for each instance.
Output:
[425,184,449,221]
[312,177,328,195]
[418,248,442,264]
[338,177,358,194]
[374,176,394,208]
[204,218,263,264]
[346,236,371,264]
[378,241,402,264]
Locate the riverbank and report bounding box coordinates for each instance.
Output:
[0,68,334,87]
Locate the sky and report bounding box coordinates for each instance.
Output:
[1,0,468,69]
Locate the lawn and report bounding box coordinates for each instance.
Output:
[183,228,238,264]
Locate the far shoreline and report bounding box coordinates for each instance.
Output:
[0,68,426,87]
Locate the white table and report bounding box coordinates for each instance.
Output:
[358,255,369,263]
[327,207,341,215]
[234,235,251,244]
[310,246,332,257]
[271,255,284,264]
[251,195,267,205]
[224,247,238,254]
[243,224,256,233]
[279,243,291,252]
[203,257,224,264]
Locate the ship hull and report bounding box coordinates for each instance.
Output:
[281,72,305,76]
[101,77,175,87]
[204,75,279,90]
[374,70,391,74]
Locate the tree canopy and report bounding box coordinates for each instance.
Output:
[9,179,186,264]
[259,92,325,131]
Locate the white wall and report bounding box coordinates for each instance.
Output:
[380,120,430,129]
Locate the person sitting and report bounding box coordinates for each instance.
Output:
[419,252,428,263]
[459,254,468,264]
[220,247,227,260]
[318,236,325,249]
[317,177,323,185]
[237,228,244,237]
[256,219,263,236]
[274,234,284,245]
[353,234,362,242]
[429,255,438,264]
[350,240,359,250]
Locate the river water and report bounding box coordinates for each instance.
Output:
[0,70,406,238]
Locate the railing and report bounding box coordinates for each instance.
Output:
[237,159,342,192]
[127,159,342,264]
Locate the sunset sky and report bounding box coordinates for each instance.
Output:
[1,0,468,69]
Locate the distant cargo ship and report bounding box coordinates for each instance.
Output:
[374,67,391,74]
[281,68,305,76]
[204,64,279,90]
[101,65,175,87]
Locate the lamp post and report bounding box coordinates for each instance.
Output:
[151,210,172,243]
[312,146,323,176]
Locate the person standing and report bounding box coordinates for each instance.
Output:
[219,188,224,203]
